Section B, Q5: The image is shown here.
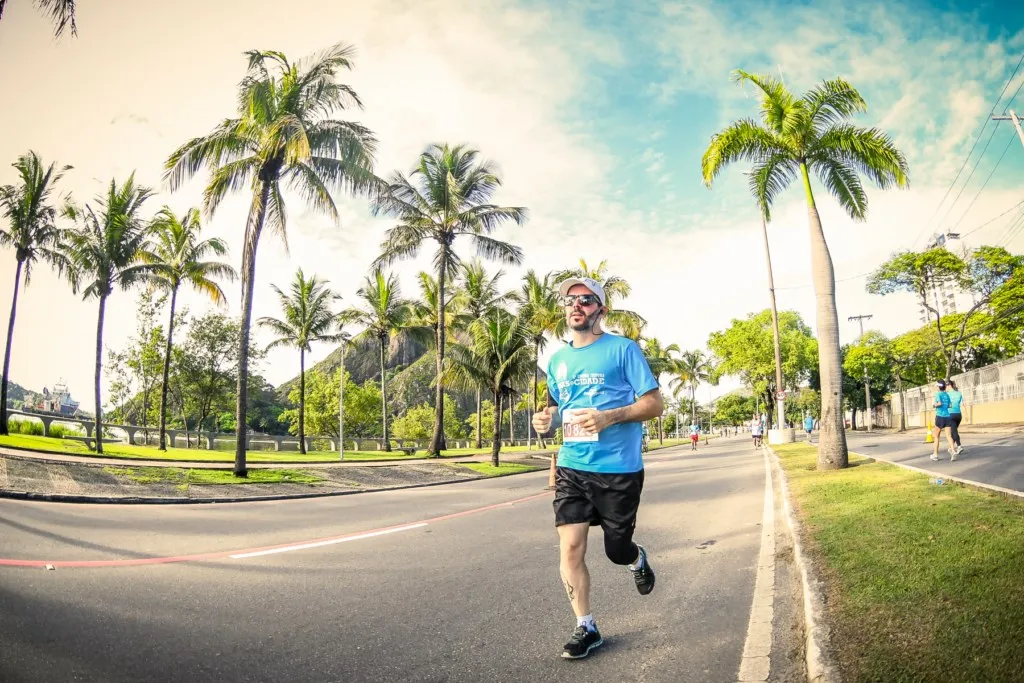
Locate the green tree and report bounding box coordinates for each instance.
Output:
[341,270,416,452]
[372,143,526,456]
[708,309,818,428]
[65,175,154,453]
[172,313,240,439]
[554,259,644,339]
[640,337,680,442]
[702,70,909,470]
[866,248,966,376]
[392,396,465,441]
[514,269,563,448]
[165,43,379,476]
[714,393,756,426]
[670,349,711,427]
[445,310,533,466]
[842,331,893,429]
[258,269,342,454]
[0,151,72,434]
[280,369,385,440]
[142,207,235,449]
[122,292,166,428]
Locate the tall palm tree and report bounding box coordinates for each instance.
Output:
[258,269,343,454]
[554,259,645,339]
[142,207,236,451]
[671,350,711,427]
[164,43,378,476]
[0,151,72,435]
[65,175,154,453]
[640,336,680,443]
[444,310,533,466]
[701,71,909,470]
[0,0,77,37]
[512,269,563,449]
[453,260,505,448]
[341,270,415,452]
[372,144,527,457]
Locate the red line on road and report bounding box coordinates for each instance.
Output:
[0,490,553,569]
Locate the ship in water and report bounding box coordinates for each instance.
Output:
[27,380,81,416]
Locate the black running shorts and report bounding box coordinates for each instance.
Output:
[934,416,951,428]
[553,466,644,539]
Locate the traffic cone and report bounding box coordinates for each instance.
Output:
[924,422,934,443]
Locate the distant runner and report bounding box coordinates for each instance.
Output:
[931,379,957,462]
[946,379,964,457]
[689,422,700,451]
[803,415,814,442]
[750,414,763,449]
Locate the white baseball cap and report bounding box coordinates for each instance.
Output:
[558,277,606,306]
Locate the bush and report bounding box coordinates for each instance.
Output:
[9,418,44,436]
[49,423,84,438]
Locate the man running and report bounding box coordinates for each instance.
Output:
[946,379,964,457]
[931,379,957,462]
[689,421,700,450]
[532,276,664,660]
[750,414,763,448]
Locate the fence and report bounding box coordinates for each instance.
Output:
[888,355,1024,428]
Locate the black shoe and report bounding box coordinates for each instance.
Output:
[631,545,656,595]
[561,625,603,659]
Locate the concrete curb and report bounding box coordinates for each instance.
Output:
[857,454,1023,499]
[0,463,547,505]
[767,446,842,683]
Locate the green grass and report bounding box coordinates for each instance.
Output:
[773,442,1024,683]
[454,462,541,477]
[102,466,322,487]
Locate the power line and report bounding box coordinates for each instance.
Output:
[912,50,1024,248]
[949,131,1018,232]
[934,123,1001,232]
[960,198,1024,238]
[775,270,871,291]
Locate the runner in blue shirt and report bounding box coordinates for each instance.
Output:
[946,379,965,457]
[930,379,958,462]
[532,276,663,660]
[803,415,814,442]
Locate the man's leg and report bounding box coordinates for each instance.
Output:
[557,523,591,617]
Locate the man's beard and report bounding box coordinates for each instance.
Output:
[568,308,601,332]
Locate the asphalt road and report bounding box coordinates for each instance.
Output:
[0,439,768,683]
[839,430,1024,492]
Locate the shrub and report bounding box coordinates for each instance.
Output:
[49,423,84,438]
[10,418,44,436]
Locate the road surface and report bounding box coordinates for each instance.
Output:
[0,440,772,682]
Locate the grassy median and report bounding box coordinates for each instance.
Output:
[773,442,1024,683]
[102,466,323,488]
[455,462,540,477]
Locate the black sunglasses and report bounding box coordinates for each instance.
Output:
[562,294,601,307]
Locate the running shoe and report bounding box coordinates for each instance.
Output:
[630,545,656,595]
[930,453,940,461]
[561,625,603,659]
[955,445,964,455]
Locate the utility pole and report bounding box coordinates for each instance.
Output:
[848,314,874,432]
[992,110,1024,149]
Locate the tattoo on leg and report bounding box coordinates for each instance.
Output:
[562,578,577,604]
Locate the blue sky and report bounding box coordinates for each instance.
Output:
[0,0,1023,402]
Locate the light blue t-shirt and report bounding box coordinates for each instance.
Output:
[547,334,658,474]
[934,391,951,418]
[803,416,814,431]
[947,390,963,414]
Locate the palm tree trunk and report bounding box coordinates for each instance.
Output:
[530,338,540,450]
[897,376,906,432]
[475,388,482,449]
[760,213,785,430]
[298,348,306,455]
[509,396,514,442]
[428,248,448,456]
[380,336,390,452]
[157,287,178,450]
[94,294,107,454]
[691,385,696,426]
[492,391,502,467]
[0,260,24,436]
[233,181,271,476]
[800,163,848,469]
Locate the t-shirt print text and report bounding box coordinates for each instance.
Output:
[556,371,606,403]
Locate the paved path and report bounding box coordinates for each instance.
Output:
[835,431,1024,493]
[0,440,783,682]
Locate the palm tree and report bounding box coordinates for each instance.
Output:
[671,350,711,427]
[258,269,343,454]
[164,43,379,476]
[0,0,77,37]
[341,270,415,452]
[701,71,909,470]
[553,259,645,339]
[640,336,680,443]
[453,260,505,448]
[65,175,154,453]
[0,151,72,435]
[512,269,563,450]
[372,143,527,457]
[142,207,236,451]
[444,310,533,466]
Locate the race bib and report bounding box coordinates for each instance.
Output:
[562,409,598,442]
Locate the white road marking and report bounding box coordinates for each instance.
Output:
[737,448,775,682]
[229,523,427,559]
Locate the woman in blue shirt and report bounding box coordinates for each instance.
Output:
[931,379,958,462]
[946,379,964,456]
